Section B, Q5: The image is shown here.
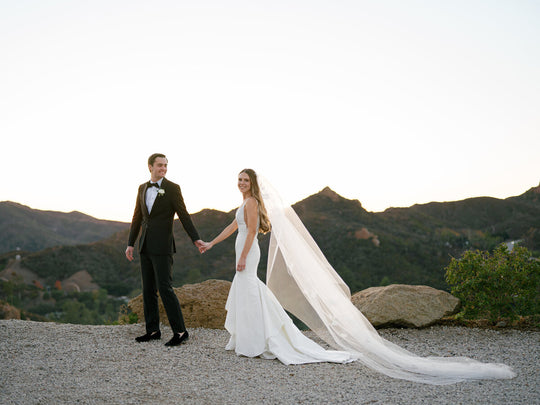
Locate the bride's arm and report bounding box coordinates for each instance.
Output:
[237,198,258,271]
[205,219,238,250]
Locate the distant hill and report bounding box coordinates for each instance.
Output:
[298,185,540,292]
[12,209,238,296]
[0,201,128,254]
[4,185,540,296]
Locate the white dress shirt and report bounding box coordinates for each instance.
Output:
[145,179,163,213]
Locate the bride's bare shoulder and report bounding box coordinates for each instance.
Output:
[245,196,258,204]
[244,197,259,210]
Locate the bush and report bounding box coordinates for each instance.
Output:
[445,244,540,321]
[116,304,138,325]
[27,303,56,316]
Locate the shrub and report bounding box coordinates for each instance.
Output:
[27,303,56,316]
[445,244,540,321]
[116,304,138,325]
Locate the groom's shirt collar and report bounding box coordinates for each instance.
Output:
[146,178,163,213]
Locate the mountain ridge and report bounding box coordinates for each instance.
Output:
[1,184,539,296]
[0,201,128,254]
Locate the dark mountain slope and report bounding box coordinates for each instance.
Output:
[0,201,128,254]
[7,184,540,295]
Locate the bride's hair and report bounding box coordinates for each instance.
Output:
[240,169,271,234]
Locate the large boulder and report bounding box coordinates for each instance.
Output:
[351,284,460,328]
[128,279,231,329]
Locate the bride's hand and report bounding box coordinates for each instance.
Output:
[199,241,213,254]
[236,257,246,272]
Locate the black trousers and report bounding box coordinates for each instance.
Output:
[140,253,186,334]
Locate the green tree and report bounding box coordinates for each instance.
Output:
[61,300,95,324]
[379,276,391,286]
[445,244,540,321]
[0,276,25,306]
[0,280,15,304]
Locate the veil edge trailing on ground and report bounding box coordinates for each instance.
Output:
[259,175,516,385]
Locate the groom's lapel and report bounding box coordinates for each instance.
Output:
[140,183,150,217]
[151,178,167,212]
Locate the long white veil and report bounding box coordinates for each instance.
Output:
[259,176,515,385]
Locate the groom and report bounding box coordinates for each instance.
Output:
[125,153,204,346]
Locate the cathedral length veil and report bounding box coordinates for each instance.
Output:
[259,176,515,385]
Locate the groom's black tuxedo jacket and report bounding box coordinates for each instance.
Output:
[128,177,200,255]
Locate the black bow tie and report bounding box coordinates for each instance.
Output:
[148,182,160,188]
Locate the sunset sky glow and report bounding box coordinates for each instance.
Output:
[2,1,539,222]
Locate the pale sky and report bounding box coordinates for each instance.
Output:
[2,1,539,222]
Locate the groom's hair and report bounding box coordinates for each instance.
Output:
[148,153,167,166]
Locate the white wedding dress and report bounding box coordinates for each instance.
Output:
[224,199,354,365]
[257,176,516,384]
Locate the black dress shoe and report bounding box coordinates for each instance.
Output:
[165,331,189,346]
[135,331,161,342]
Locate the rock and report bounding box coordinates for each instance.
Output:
[351,284,460,328]
[353,228,380,247]
[0,301,21,320]
[354,228,374,240]
[128,279,231,329]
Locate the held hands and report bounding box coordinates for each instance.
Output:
[197,240,213,254]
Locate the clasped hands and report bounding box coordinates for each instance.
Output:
[195,240,212,254]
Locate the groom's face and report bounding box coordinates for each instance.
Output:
[149,157,168,180]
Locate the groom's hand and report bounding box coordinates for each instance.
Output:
[196,240,211,254]
[125,246,134,261]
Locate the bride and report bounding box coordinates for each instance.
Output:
[201,169,515,384]
[201,169,352,365]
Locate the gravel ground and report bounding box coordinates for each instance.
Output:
[0,320,538,404]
